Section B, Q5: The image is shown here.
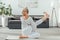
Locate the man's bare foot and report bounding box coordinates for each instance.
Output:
[19,35,28,38]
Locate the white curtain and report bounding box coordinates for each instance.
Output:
[58,8,60,27]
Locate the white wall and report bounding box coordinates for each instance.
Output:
[1,0,53,15]
[0,0,59,27]
[0,16,2,25]
[57,0,60,27]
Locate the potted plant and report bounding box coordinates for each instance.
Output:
[0,2,12,27]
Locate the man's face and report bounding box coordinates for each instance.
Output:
[22,9,28,16]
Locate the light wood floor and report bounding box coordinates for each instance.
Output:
[0,27,60,40]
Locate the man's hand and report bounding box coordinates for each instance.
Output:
[42,12,49,21]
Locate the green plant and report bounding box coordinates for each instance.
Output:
[0,2,12,15]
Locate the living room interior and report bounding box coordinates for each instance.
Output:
[0,0,60,40]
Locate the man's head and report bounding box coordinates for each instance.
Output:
[22,7,29,16]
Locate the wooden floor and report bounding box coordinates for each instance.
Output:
[0,27,60,40]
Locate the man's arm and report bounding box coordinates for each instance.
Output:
[36,12,49,26]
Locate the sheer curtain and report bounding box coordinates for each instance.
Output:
[58,0,60,27]
[58,8,60,27]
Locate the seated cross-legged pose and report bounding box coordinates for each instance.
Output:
[19,7,49,38]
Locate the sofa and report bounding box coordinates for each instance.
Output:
[7,16,49,29]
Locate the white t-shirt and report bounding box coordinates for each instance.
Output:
[20,16,43,35]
